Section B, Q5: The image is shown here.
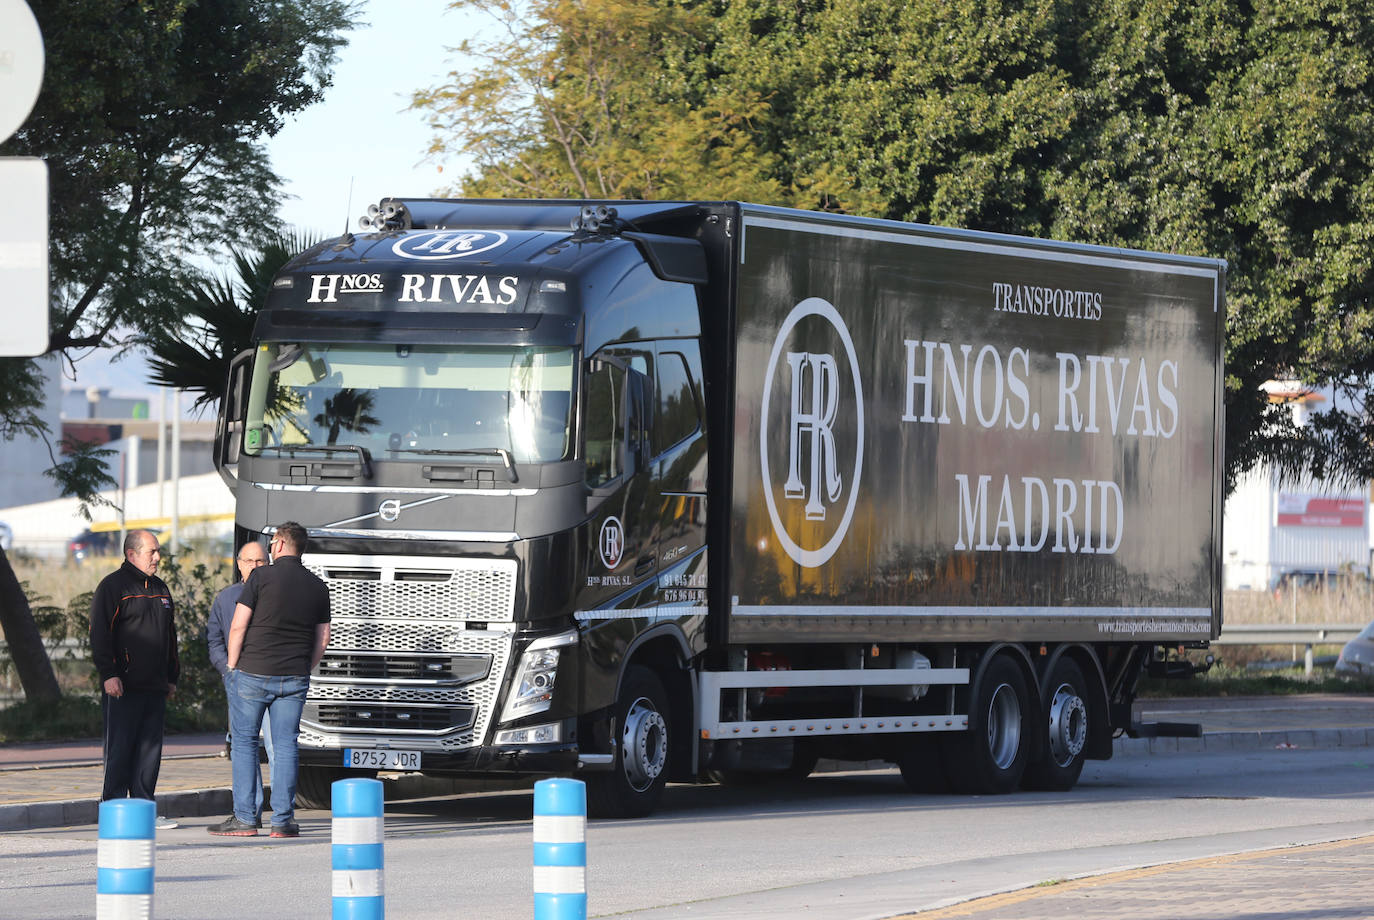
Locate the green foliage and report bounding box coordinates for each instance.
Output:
[413,0,798,203]
[420,0,1374,490]
[159,554,232,733]
[0,0,357,427]
[0,558,231,740]
[0,696,103,743]
[1139,666,1374,698]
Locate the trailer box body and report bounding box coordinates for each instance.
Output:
[726,207,1224,644]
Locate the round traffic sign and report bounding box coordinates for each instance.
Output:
[0,0,45,144]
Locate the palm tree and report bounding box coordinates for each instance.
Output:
[146,230,321,410]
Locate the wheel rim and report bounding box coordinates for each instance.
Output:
[1047,682,1087,767]
[985,682,1022,770]
[621,696,667,792]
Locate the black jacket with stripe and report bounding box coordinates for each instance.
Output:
[89,560,180,693]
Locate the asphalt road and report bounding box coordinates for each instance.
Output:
[4,743,1374,919]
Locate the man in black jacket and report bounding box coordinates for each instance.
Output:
[89,530,180,817]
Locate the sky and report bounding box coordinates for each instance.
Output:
[70,0,478,400]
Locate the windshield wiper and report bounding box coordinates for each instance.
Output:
[388,446,517,482]
[258,444,373,479]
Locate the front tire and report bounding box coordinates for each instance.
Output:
[588,666,670,818]
[944,654,1031,795]
[295,765,376,810]
[1022,657,1090,791]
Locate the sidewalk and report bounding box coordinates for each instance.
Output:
[891,833,1374,919]
[2,695,1372,833]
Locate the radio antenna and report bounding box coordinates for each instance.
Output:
[343,176,356,235]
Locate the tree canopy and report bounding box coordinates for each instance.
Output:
[416,0,1374,492]
[0,0,357,702]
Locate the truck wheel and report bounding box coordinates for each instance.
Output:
[1023,658,1090,791]
[588,666,670,818]
[945,655,1030,794]
[295,765,375,810]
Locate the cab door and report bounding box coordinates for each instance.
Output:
[579,348,657,610]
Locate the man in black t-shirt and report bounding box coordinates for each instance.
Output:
[208,521,330,838]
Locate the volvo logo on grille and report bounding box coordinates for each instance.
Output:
[378,499,401,522]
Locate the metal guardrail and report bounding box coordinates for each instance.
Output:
[1213,623,1364,676]
[1213,624,1363,645]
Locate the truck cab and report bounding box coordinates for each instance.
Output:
[217,201,721,814]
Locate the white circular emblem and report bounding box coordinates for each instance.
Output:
[392,230,508,261]
[598,516,625,569]
[378,499,401,523]
[759,297,864,568]
[0,1,44,145]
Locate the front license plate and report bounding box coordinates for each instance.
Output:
[344,749,422,770]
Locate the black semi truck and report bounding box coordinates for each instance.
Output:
[214,199,1226,817]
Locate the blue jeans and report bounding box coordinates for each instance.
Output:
[224,675,274,819]
[227,670,308,827]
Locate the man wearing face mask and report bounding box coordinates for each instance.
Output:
[208,539,271,825]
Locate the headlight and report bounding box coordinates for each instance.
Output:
[500,631,576,723]
[494,722,563,746]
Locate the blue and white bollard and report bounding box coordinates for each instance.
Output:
[97,798,155,920]
[332,778,385,920]
[533,778,587,920]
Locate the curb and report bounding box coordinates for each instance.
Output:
[3,729,1371,833]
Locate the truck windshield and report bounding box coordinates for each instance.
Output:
[242,342,575,464]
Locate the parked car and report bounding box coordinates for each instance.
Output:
[67,529,119,564]
[0,521,11,552]
[1335,621,1374,677]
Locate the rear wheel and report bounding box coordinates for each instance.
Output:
[1022,657,1090,791]
[588,666,670,818]
[944,655,1031,794]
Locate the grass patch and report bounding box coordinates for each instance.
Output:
[0,695,103,743]
[1139,665,1374,698]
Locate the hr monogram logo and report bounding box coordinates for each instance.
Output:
[599,516,625,569]
[392,230,509,261]
[760,298,865,568]
[784,351,842,522]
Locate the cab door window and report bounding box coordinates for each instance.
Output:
[583,359,626,488]
[583,349,652,488]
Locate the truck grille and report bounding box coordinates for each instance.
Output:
[300,553,517,751]
[311,702,476,733]
[305,553,518,623]
[317,652,491,683]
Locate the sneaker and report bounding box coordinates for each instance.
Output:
[208,815,258,837]
[269,821,300,838]
[155,816,178,830]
